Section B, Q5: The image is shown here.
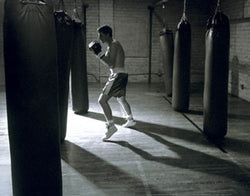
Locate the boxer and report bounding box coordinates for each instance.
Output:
[89,25,136,141]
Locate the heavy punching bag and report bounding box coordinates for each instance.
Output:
[203,0,230,140]
[70,2,89,114]
[4,0,62,195]
[54,0,73,142]
[159,2,174,97]
[172,0,191,112]
[160,29,174,97]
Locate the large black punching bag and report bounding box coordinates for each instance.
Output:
[4,0,62,195]
[70,5,89,114]
[54,0,73,142]
[160,28,174,97]
[203,0,230,140]
[172,1,191,112]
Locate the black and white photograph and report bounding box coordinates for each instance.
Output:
[0,0,250,195]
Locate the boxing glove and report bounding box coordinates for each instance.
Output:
[88,41,102,55]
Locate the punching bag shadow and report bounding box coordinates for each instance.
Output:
[4,0,62,195]
[70,5,89,114]
[54,0,73,142]
[172,0,191,112]
[203,1,230,140]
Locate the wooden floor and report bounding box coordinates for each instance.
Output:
[1,83,250,196]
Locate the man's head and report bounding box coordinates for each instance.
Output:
[97,25,113,43]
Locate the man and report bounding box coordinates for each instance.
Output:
[89,25,136,141]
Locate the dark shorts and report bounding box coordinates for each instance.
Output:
[102,73,128,97]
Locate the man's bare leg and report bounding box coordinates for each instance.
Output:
[117,96,132,117]
[117,96,136,127]
[98,93,117,140]
[98,93,113,122]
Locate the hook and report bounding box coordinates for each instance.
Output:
[182,0,187,20]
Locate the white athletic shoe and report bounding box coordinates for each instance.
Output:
[102,124,118,141]
[122,119,136,128]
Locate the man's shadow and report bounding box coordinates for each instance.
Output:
[77,111,250,156]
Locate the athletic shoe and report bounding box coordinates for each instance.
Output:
[102,124,118,141]
[122,119,136,128]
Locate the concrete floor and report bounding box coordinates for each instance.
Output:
[1,83,250,195]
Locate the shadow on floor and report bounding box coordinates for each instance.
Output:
[186,109,250,120]
[105,133,250,191]
[76,111,250,156]
[185,110,203,115]
[61,127,250,193]
[167,97,250,121]
[61,140,167,195]
[228,113,250,120]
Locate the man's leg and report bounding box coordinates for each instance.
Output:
[98,93,112,122]
[98,93,117,140]
[117,96,132,118]
[117,96,136,127]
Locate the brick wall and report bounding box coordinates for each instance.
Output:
[152,0,211,84]
[0,0,217,86]
[85,0,211,84]
[0,0,250,101]
[114,0,152,82]
[99,0,114,82]
[222,0,250,101]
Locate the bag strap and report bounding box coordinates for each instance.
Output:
[72,0,81,22]
[57,0,65,11]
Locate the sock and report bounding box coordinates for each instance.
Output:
[127,114,133,120]
[107,120,114,125]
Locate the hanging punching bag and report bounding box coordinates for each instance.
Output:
[203,0,230,140]
[70,4,89,114]
[159,2,174,97]
[160,29,174,97]
[172,1,191,112]
[4,0,62,195]
[54,0,73,142]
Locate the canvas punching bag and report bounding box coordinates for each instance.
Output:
[172,0,191,112]
[159,1,174,97]
[160,29,174,97]
[54,0,73,142]
[4,0,62,195]
[203,0,230,140]
[70,4,89,114]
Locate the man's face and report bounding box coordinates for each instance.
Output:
[98,32,109,43]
